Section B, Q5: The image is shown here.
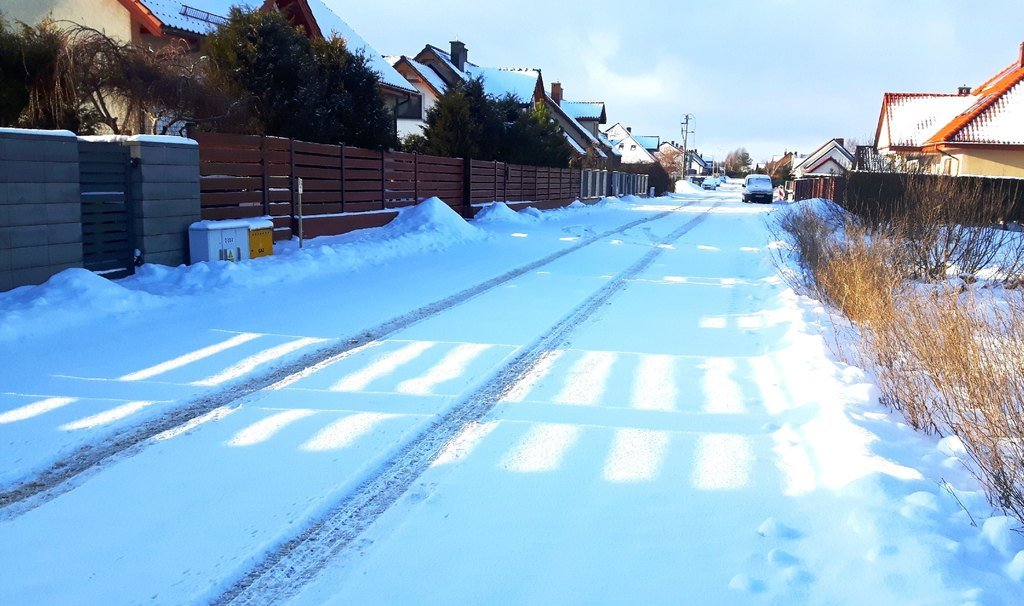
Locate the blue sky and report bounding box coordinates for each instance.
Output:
[329,0,1023,162]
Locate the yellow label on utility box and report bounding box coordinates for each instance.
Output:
[249,227,273,259]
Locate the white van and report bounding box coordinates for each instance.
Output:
[742,174,774,204]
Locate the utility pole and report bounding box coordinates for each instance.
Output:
[680,114,694,177]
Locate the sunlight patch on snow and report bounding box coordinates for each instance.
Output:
[740,246,761,253]
[267,341,385,391]
[699,316,727,329]
[554,351,617,405]
[300,412,399,452]
[664,276,687,283]
[192,337,327,387]
[630,354,677,411]
[227,409,317,447]
[603,428,670,483]
[511,233,529,238]
[396,343,492,395]
[502,423,581,473]
[0,396,78,424]
[559,237,577,242]
[330,341,434,392]
[499,350,565,403]
[431,421,499,467]
[610,239,623,245]
[736,314,764,330]
[701,358,745,414]
[60,400,156,431]
[772,424,817,496]
[119,333,262,381]
[692,433,752,490]
[697,244,720,251]
[153,406,237,441]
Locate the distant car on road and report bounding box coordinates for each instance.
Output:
[701,177,718,190]
[742,174,774,203]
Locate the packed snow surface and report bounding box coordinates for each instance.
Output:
[0,192,1020,605]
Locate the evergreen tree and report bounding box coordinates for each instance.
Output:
[202,8,393,147]
[505,102,572,168]
[421,81,480,158]
[421,78,570,167]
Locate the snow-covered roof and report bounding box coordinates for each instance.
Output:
[632,135,660,151]
[878,93,975,149]
[560,101,606,122]
[134,0,237,35]
[386,56,448,96]
[927,57,1024,146]
[133,0,416,94]
[563,132,586,155]
[794,138,854,173]
[307,1,416,94]
[427,46,540,102]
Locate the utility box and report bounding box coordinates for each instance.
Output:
[248,219,274,259]
[188,220,251,263]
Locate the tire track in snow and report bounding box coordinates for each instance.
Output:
[212,202,720,606]
[0,199,706,518]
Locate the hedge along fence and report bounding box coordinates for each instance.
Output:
[795,172,1024,224]
[195,132,592,240]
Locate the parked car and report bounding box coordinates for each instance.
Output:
[742,174,774,203]
[701,177,718,190]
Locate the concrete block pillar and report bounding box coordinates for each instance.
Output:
[126,136,200,266]
[0,128,82,291]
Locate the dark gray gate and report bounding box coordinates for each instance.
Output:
[79,141,135,279]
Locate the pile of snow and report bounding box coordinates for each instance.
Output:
[383,197,481,240]
[0,269,165,343]
[675,180,705,194]
[620,194,643,203]
[473,202,534,224]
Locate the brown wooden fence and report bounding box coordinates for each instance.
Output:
[795,172,1024,223]
[196,133,586,240]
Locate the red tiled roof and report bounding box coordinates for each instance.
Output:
[924,47,1024,148]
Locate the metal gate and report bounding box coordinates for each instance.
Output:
[79,141,135,278]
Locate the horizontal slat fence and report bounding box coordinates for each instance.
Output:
[195,132,641,240]
[796,173,1024,224]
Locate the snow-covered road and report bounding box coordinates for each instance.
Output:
[1,189,1021,605]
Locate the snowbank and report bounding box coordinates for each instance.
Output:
[0,197,485,342]
[473,202,534,224]
[0,269,165,343]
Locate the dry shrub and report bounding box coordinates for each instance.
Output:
[868,175,1024,282]
[771,193,1024,518]
[876,288,1024,518]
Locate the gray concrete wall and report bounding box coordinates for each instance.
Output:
[0,129,82,291]
[127,137,200,267]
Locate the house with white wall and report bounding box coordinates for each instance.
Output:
[602,123,657,164]
[793,138,855,178]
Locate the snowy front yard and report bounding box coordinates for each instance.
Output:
[1,189,1021,605]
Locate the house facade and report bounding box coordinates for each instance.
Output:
[874,42,1024,177]
[603,123,657,164]
[793,139,854,178]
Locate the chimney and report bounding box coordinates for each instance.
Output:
[626,126,632,133]
[450,40,467,72]
[835,138,845,147]
[551,82,563,105]
[958,85,971,96]
[1019,41,1024,69]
